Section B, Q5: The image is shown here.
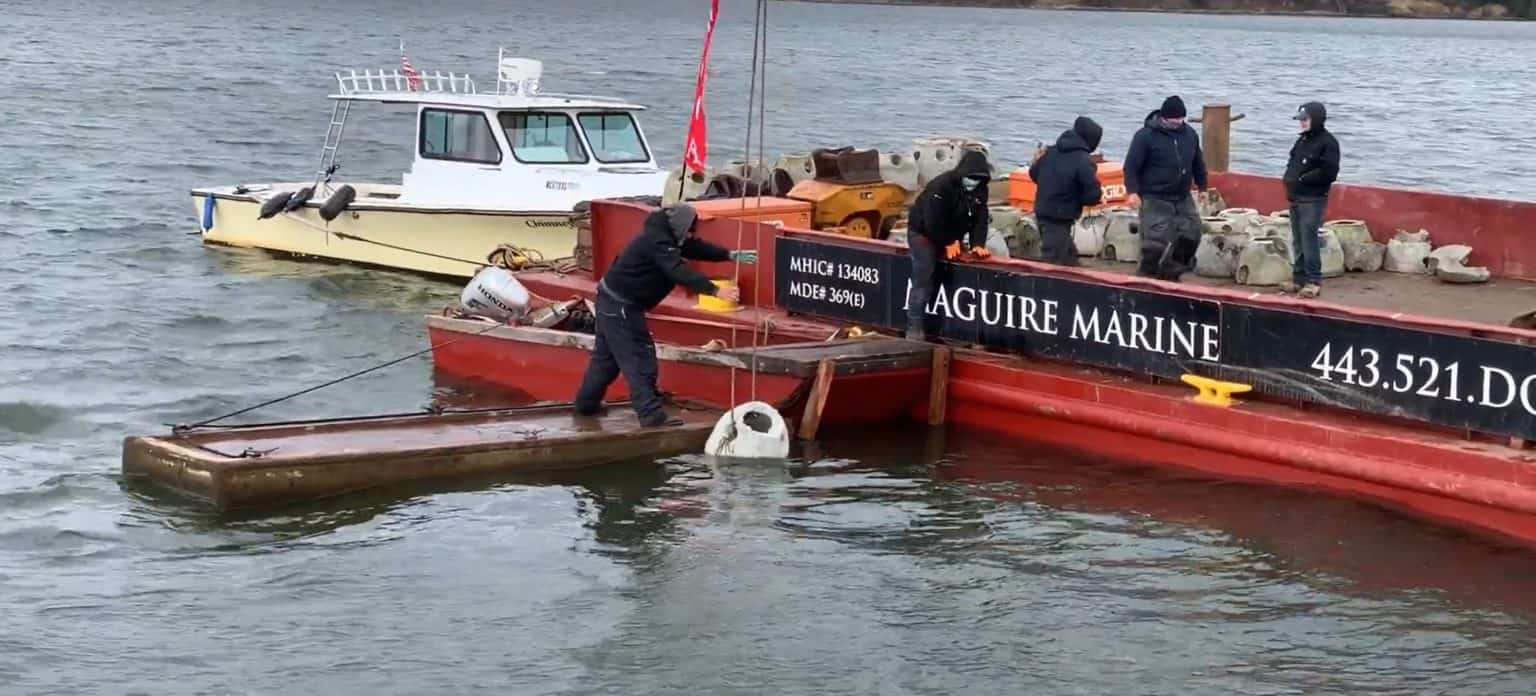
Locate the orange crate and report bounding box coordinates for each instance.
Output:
[1007,161,1128,212]
[690,197,813,229]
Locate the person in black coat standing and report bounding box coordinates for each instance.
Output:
[1280,101,1341,299]
[1028,116,1105,266]
[904,149,992,341]
[574,203,756,427]
[1124,96,1208,281]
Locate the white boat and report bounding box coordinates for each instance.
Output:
[191,50,669,279]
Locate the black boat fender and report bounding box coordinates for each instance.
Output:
[318,184,357,222]
[281,186,314,213]
[257,191,294,219]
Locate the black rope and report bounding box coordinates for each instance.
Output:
[171,321,508,433]
[329,231,489,269]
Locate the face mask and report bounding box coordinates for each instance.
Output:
[961,177,981,191]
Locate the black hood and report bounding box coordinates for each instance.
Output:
[1143,109,1186,131]
[1070,116,1102,152]
[1055,129,1091,153]
[955,149,991,180]
[1293,101,1327,132]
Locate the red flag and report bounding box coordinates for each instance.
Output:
[400,40,422,91]
[682,0,720,173]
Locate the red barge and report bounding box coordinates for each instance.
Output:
[430,135,1536,547]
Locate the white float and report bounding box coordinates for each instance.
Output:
[704,401,791,458]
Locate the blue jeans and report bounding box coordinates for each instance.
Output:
[906,232,939,332]
[1289,196,1328,285]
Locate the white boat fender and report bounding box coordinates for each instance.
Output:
[318,185,357,222]
[704,401,790,458]
[458,266,531,322]
[281,185,314,213]
[257,191,293,219]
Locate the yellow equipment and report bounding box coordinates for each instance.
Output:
[785,147,907,240]
[786,179,907,239]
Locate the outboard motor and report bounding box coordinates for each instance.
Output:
[458,266,530,323]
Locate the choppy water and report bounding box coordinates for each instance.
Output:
[4,1,1536,693]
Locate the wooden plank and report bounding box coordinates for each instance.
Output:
[798,359,837,441]
[928,347,951,426]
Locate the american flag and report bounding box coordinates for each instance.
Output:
[400,40,421,91]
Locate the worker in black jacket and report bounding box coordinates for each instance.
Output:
[574,203,756,427]
[1028,116,1104,266]
[1124,96,1208,281]
[1280,101,1341,299]
[904,148,992,340]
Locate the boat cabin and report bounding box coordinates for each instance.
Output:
[328,51,668,211]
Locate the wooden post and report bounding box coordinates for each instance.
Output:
[1202,103,1232,174]
[927,347,951,426]
[798,359,836,440]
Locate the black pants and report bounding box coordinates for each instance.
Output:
[906,232,940,331]
[574,290,665,425]
[1136,195,1201,280]
[1039,217,1079,266]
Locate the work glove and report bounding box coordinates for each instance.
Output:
[969,246,991,259]
[729,250,758,265]
[944,242,962,260]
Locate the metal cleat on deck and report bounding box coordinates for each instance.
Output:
[1180,374,1252,408]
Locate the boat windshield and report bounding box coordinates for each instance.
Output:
[578,112,650,164]
[498,112,589,164]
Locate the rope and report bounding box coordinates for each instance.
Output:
[751,0,769,402]
[728,0,768,414]
[278,217,579,276]
[172,320,507,433]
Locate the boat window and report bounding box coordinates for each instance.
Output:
[419,109,502,165]
[577,112,650,164]
[498,112,589,165]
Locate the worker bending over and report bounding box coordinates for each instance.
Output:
[905,149,993,340]
[1029,116,1105,266]
[574,203,756,427]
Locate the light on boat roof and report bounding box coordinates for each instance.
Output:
[497,52,542,97]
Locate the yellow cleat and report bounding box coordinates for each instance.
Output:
[1180,374,1252,408]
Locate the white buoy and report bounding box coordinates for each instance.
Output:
[704,401,790,458]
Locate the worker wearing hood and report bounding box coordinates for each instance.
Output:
[1028,116,1105,266]
[904,149,993,340]
[1280,101,1341,299]
[575,203,757,427]
[1124,96,1208,281]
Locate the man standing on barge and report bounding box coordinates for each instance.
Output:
[1029,116,1105,266]
[1125,96,1208,281]
[574,203,756,428]
[905,148,994,341]
[1280,101,1340,299]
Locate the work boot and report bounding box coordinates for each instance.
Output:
[904,325,926,342]
[1278,280,1300,294]
[640,413,685,428]
[1298,283,1321,299]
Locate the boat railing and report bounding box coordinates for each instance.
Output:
[333,69,478,97]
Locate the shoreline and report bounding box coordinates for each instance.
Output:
[788,0,1531,21]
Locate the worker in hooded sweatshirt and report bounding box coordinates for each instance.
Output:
[574,203,756,427]
[904,149,992,341]
[1280,101,1340,299]
[1124,96,1208,281]
[1028,117,1105,266]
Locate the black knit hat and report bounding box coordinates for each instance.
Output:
[1159,96,1187,119]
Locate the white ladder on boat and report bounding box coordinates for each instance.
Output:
[312,99,352,195]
